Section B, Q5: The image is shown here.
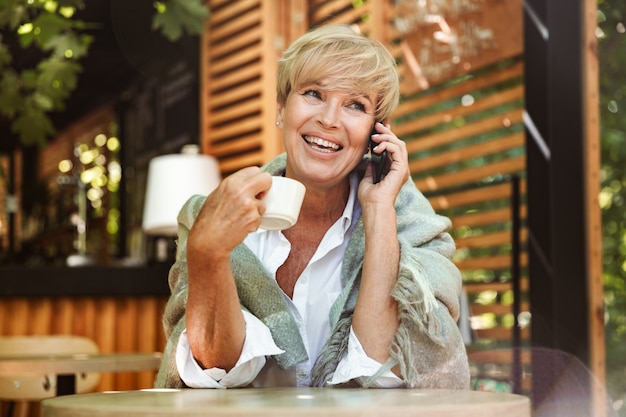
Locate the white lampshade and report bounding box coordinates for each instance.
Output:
[143,145,221,235]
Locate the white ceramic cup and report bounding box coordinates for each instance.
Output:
[259,176,306,230]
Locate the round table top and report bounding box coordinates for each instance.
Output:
[0,352,162,375]
[42,387,531,417]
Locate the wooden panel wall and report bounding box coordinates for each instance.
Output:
[315,0,528,359]
[404,60,529,353]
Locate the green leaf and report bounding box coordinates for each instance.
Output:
[21,69,39,89]
[152,0,209,42]
[31,12,73,49]
[36,57,81,109]
[44,32,93,59]
[152,12,181,41]
[18,28,35,48]
[0,71,22,117]
[0,39,12,66]
[32,91,55,111]
[0,1,28,30]
[11,104,56,147]
[56,0,85,9]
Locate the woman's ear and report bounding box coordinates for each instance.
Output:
[276,103,285,128]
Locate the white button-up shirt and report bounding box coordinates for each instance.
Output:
[176,174,402,388]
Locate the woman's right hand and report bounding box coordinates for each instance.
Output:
[185,167,270,371]
[187,166,272,262]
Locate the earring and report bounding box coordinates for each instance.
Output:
[276,121,280,126]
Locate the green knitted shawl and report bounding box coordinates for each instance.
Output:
[154,153,470,389]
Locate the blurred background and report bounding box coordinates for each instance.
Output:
[0,0,624,416]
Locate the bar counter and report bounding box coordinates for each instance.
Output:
[0,264,171,297]
[0,264,172,393]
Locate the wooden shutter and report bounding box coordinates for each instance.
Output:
[201,0,290,175]
[309,0,529,351]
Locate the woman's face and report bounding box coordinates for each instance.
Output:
[278,78,376,188]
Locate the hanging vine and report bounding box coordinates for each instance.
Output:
[0,0,209,148]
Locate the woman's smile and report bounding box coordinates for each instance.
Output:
[303,135,343,153]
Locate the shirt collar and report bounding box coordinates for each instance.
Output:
[343,172,361,234]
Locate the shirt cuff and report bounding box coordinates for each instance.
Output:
[329,326,404,388]
[176,310,284,388]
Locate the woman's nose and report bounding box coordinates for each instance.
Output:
[318,101,341,128]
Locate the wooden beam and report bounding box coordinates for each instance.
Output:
[583,0,606,413]
[259,0,283,162]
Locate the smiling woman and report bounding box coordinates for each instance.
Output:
[155,24,470,391]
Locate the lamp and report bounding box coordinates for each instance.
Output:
[142,144,220,261]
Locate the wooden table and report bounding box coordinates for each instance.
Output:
[42,387,531,417]
[0,352,162,396]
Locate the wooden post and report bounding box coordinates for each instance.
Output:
[583,0,606,415]
[260,0,283,162]
[525,0,605,414]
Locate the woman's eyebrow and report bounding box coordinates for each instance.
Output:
[351,92,374,104]
[305,81,374,103]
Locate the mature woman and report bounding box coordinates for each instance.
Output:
[155,24,470,389]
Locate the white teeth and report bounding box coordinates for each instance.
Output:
[304,136,341,152]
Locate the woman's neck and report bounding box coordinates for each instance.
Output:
[298,178,350,226]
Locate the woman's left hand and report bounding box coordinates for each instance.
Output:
[353,122,408,366]
[358,122,410,206]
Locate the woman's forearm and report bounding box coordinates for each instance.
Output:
[186,249,246,371]
[352,203,400,365]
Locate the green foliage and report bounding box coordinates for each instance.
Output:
[0,0,209,148]
[0,0,89,146]
[598,0,626,414]
[11,103,56,144]
[152,0,210,42]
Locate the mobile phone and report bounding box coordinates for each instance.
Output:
[370,123,390,183]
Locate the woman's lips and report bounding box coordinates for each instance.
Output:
[303,135,342,153]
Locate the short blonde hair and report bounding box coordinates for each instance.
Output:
[277,25,400,122]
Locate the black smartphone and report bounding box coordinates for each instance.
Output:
[370,123,391,183]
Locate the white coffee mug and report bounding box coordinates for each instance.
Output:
[259,176,306,230]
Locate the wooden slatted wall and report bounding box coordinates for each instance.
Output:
[200,0,307,175]
[315,0,529,362]
[386,3,529,392]
[201,0,529,391]
[400,61,530,348]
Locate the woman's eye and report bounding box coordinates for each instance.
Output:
[348,101,366,112]
[302,89,322,99]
